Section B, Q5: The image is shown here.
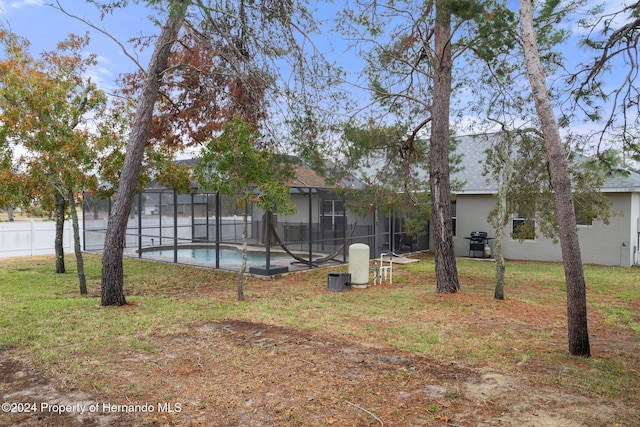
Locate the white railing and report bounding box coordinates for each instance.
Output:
[0,220,77,259]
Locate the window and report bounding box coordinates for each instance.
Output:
[575,204,594,226]
[451,200,457,237]
[511,212,535,240]
[320,199,346,233]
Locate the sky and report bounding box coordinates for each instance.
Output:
[1,0,630,91]
[0,0,634,141]
[1,1,632,84]
[0,0,159,93]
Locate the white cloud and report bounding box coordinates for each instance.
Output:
[0,0,42,13]
[10,0,43,8]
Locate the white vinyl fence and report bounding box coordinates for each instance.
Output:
[0,220,78,259]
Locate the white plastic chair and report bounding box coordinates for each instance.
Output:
[377,253,393,285]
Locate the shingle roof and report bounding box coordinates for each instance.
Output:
[289,163,332,189]
[172,136,640,195]
[175,156,341,191]
[453,134,640,194]
[452,134,498,194]
[600,169,640,192]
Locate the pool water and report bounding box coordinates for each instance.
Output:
[144,247,292,265]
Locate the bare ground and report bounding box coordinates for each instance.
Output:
[2,318,638,426]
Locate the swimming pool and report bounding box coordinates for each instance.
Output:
[142,247,292,265]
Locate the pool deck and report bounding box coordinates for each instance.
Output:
[123,244,424,278]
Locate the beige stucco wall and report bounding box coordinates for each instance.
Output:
[450,192,639,266]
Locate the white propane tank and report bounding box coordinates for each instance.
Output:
[348,243,370,287]
[484,244,491,258]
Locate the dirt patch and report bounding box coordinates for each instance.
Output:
[2,319,636,426]
[0,356,135,426]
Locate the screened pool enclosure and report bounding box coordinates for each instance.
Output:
[82,184,429,275]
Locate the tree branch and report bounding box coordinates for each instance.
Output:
[48,0,145,74]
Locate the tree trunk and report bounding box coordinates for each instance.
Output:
[100,2,189,306]
[238,201,249,301]
[493,140,514,301]
[431,0,460,294]
[69,191,87,295]
[520,0,590,357]
[54,191,66,274]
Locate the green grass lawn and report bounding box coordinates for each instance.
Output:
[0,253,638,402]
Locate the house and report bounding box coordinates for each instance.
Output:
[449,134,640,267]
[83,134,639,269]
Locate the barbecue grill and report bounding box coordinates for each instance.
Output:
[465,231,492,257]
